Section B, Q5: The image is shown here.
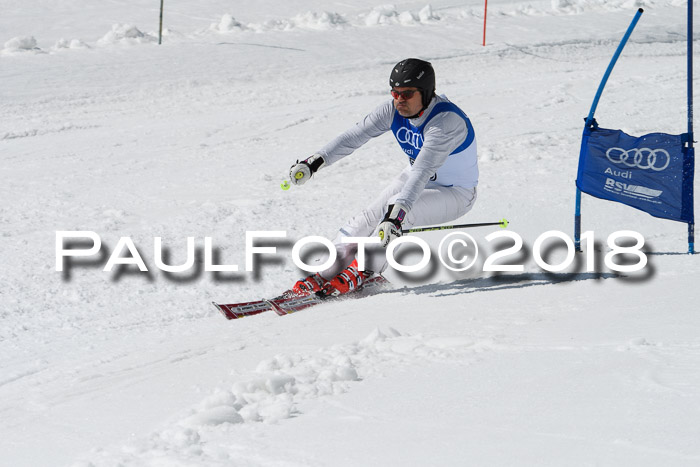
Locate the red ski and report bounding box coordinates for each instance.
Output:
[213,275,389,320]
[212,300,272,320]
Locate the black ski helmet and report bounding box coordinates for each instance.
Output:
[389,58,436,109]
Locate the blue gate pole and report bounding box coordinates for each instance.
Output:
[584,8,644,126]
[575,8,644,251]
[688,0,695,254]
[575,189,582,251]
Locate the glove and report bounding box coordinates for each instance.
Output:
[377,203,408,248]
[289,154,325,186]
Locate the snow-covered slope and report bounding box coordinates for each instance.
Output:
[2,1,699,465]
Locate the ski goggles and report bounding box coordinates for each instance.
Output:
[390,89,419,99]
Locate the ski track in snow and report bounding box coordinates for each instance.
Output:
[73,327,483,465]
[74,321,700,466]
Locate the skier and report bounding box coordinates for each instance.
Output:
[289,58,479,296]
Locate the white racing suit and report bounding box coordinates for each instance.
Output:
[316,94,479,277]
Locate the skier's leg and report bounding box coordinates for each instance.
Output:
[364,186,477,274]
[403,186,477,229]
[320,185,476,295]
[317,170,409,278]
[293,171,407,293]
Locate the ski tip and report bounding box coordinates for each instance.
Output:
[212,301,234,320]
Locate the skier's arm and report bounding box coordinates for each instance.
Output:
[289,101,393,185]
[315,101,394,166]
[395,112,468,210]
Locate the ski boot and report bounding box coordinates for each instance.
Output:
[292,273,328,296]
[321,259,369,297]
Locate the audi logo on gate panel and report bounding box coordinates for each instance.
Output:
[605,147,671,171]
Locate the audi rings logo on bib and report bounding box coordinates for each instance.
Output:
[605,147,671,172]
[396,127,423,150]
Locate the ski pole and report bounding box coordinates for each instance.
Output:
[402,218,508,234]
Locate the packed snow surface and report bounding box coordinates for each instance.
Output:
[1,0,699,465]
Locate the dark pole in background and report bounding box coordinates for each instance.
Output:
[482,0,488,46]
[158,0,164,45]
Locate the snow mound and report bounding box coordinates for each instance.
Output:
[52,38,90,50]
[418,5,440,22]
[2,36,42,54]
[289,11,347,30]
[364,4,439,26]
[212,14,246,33]
[550,0,648,14]
[97,24,156,46]
[365,5,400,26]
[213,11,345,34]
